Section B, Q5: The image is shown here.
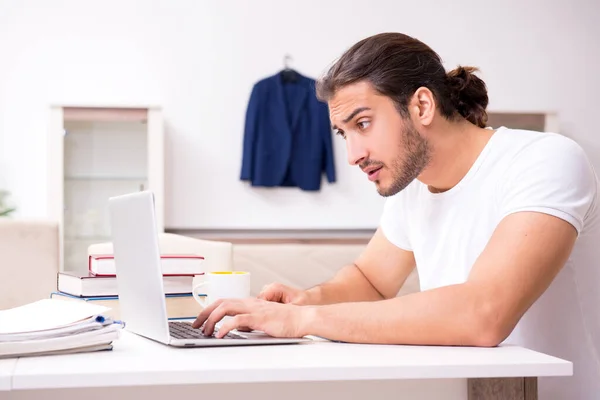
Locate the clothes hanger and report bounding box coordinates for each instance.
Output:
[281,53,299,83]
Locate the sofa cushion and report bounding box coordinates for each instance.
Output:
[0,220,59,310]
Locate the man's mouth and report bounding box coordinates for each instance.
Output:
[365,166,383,181]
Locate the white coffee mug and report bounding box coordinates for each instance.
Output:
[192,271,251,308]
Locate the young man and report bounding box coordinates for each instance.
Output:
[194,32,600,399]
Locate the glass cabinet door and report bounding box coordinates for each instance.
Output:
[62,119,148,273]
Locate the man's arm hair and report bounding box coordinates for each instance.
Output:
[302,228,416,305]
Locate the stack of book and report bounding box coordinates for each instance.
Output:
[53,254,205,320]
[0,298,122,358]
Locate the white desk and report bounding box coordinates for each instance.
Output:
[2,330,572,400]
[0,359,17,391]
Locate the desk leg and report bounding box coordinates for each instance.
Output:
[468,377,537,400]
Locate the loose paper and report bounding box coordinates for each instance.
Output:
[0,299,110,335]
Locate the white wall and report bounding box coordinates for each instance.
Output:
[0,0,599,229]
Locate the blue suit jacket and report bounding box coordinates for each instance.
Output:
[240,71,336,190]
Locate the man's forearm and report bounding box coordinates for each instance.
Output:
[301,282,504,347]
[302,264,384,305]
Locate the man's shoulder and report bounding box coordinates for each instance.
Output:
[487,128,595,194]
[495,126,595,184]
[496,127,585,164]
[495,127,599,233]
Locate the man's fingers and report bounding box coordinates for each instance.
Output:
[257,284,274,300]
[256,291,269,300]
[203,300,251,336]
[236,325,253,332]
[258,283,283,302]
[215,314,255,338]
[192,299,224,328]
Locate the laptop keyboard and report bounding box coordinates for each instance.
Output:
[168,321,246,340]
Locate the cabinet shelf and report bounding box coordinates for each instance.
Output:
[64,176,147,181]
[64,235,111,241]
[62,107,148,122]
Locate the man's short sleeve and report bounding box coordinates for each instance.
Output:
[380,194,412,251]
[499,135,598,234]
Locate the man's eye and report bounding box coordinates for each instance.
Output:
[358,120,370,130]
[335,130,346,139]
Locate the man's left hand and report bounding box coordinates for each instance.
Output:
[191,298,310,339]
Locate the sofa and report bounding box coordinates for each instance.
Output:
[0,219,59,310]
[89,235,420,297]
[231,242,420,297]
[0,225,420,311]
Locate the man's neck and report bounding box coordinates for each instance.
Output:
[419,120,494,194]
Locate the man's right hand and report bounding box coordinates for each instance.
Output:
[257,282,310,305]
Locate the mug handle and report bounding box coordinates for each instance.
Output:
[192,282,209,308]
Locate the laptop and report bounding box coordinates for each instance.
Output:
[107,190,309,347]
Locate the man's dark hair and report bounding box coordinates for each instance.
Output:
[316,32,489,128]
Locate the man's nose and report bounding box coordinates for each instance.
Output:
[346,136,368,166]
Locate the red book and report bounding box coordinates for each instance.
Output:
[88,254,204,276]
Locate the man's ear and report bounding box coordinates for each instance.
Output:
[409,87,435,127]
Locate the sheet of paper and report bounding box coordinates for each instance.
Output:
[0,299,110,335]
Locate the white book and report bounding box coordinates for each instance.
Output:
[0,325,121,358]
[11,343,114,358]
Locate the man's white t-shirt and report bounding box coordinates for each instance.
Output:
[380,126,600,400]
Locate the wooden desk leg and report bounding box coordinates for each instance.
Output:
[468,377,537,400]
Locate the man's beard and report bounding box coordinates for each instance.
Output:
[378,123,432,197]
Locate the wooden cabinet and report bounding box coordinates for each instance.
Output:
[47,106,164,272]
[486,111,559,133]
